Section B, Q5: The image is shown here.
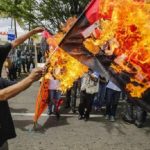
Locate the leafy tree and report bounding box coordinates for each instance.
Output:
[0,0,25,37]
[19,0,44,30]
[0,0,90,34]
[38,0,89,33]
[0,0,41,37]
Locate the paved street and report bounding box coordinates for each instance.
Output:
[8,82,150,150]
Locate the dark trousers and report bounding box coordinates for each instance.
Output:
[65,89,71,107]
[48,90,61,113]
[26,60,35,72]
[65,82,78,110]
[123,101,147,125]
[21,59,26,73]
[16,65,21,77]
[124,101,134,122]
[105,88,121,117]
[71,82,78,110]
[78,91,95,118]
[94,83,107,108]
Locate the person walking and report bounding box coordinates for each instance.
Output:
[78,70,99,121]
[122,99,147,128]
[105,80,121,122]
[47,68,62,119]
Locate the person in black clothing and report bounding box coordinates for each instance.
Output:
[0,78,17,148]
[65,81,78,111]
[26,50,31,72]
[122,99,147,128]
[0,68,43,149]
[20,50,27,73]
[65,88,71,108]
[0,27,44,150]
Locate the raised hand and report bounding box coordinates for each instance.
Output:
[32,27,45,34]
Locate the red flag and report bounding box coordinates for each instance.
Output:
[85,0,101,24]
[34,31,60,123]
[34,79,49,123]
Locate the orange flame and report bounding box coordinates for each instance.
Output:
[60,17,77,33]
[83,0,150,98]
[45,17,88,92]
[45,48,88,93]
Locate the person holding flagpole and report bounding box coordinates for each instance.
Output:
[0,27,44,150]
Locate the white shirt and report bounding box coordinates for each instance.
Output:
[48,79,60,90]
[81,73,99,94]
[106,81,121,92]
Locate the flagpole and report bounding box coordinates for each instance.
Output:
[33,43,59,127]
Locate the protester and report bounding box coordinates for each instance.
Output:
[105,80,121,122]
[65,88,71,108]
[26,50,31,72]
[47,68,61,119]
[122,99,147,128]
[94,75,107,111]
[0,27,44,149]
[20,50,27,73]
[65,80,79,113]
[78,70,99,121]
[16,56,22,78]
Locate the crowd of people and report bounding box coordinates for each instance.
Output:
[0,27,149,150]
[3,44,37,81]
[63,69,148,128]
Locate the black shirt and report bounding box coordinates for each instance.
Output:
[0,79,16,146]
[0,43,16,146]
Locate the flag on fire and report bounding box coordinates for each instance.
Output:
[59,0,150,111]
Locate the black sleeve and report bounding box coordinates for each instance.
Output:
[0,43,12,76]
[0,78,17,89]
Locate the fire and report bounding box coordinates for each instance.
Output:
[60,17,77,33]
[45,48,88,93]
[45,17,88,92]
[83,0,150,98]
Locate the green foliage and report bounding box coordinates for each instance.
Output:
[0,0,26,37]
[0,0,89,33]
[38,0,89,33]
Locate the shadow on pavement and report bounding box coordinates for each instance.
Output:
[13,116,71,134]
[36,116,71,133]
[14,119,33,131]
[88,116,127,135]
[10,107,28,113]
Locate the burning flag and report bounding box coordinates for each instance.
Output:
[58,0,150,110]
[34,23,88,123]
[34,79,49,123]
[34,0,150,123]
[59,0,112,79]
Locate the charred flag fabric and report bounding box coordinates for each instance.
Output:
[59,0,150,111]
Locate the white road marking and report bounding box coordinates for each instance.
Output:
[11,113,103,118]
